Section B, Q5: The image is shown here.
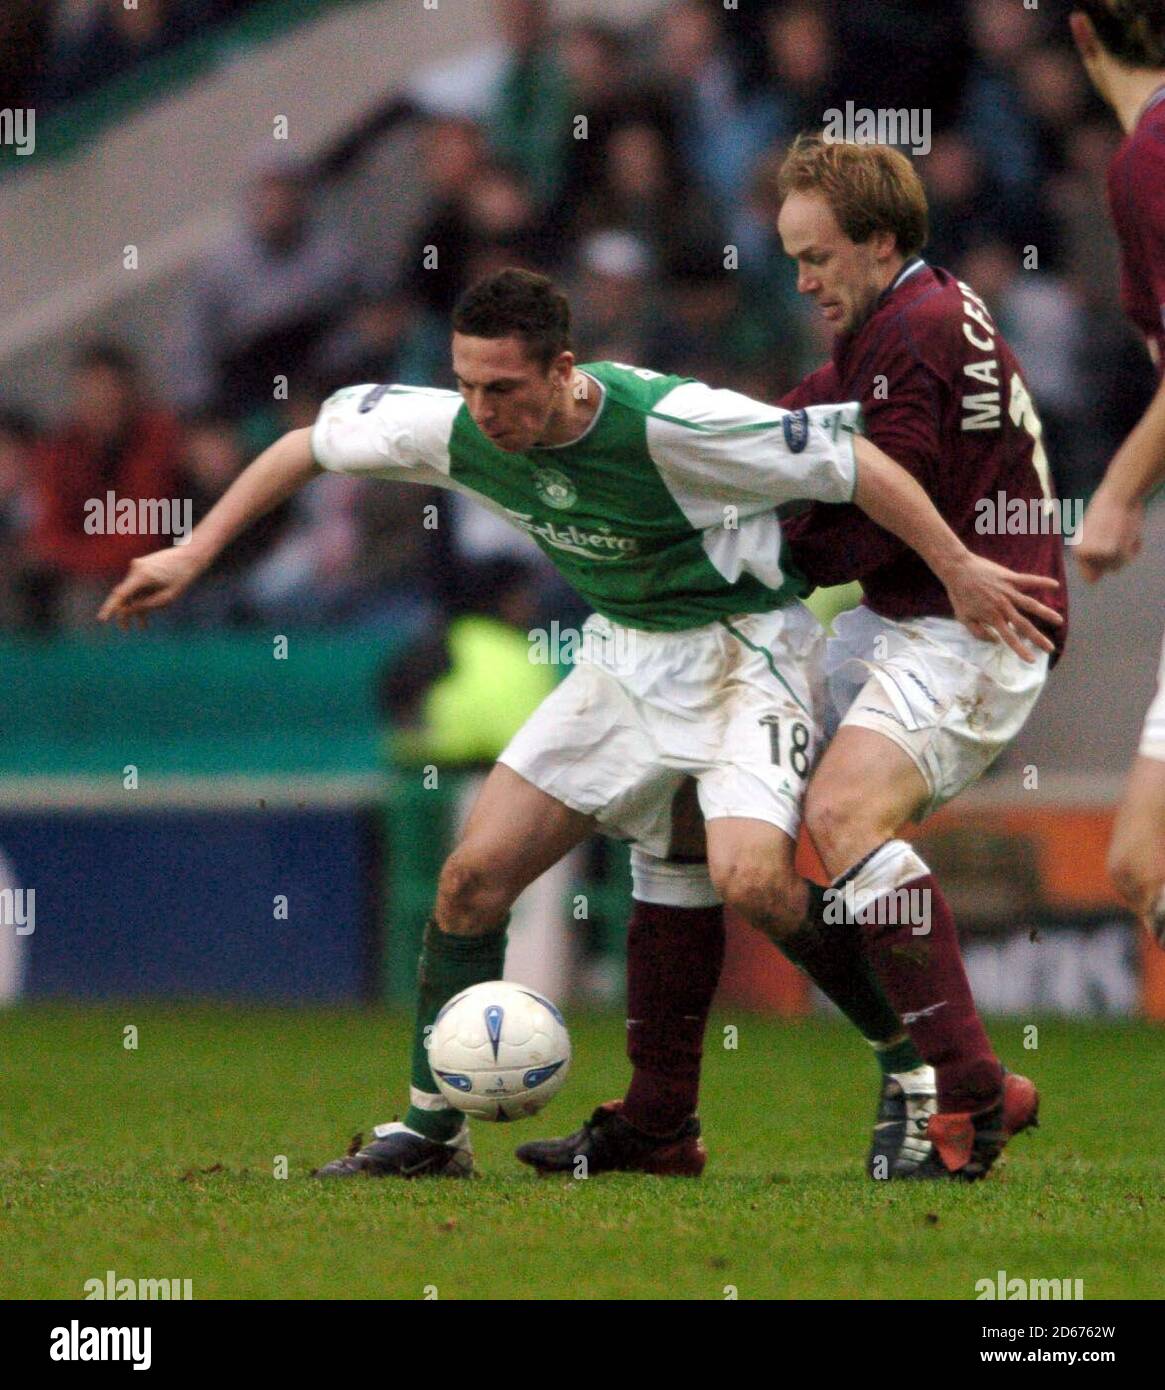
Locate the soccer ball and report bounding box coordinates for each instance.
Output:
[428,980,571,1121]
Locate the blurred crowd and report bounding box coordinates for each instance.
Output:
[0,0,1155,637]
[0,1,261,111]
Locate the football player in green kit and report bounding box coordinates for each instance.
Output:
[99,268,1060,1178]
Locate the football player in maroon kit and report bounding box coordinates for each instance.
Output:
[519,138,1066,1183]
[1070,0,1165,949]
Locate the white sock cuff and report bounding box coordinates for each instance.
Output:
[630,847,722,908]
[842,839,929,899]
[409,1086,452,1112]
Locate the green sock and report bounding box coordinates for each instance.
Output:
[778,885,923,1072]
[404,916,508,1142]
[870,1034,926,1077]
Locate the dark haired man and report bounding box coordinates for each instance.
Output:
[99,267,1060,1179]
[1070,1,1165,949]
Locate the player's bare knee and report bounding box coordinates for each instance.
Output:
[1108,846,1161,916]
[805,785,883,872]
[436,851,508,935]
[713,860,805,941]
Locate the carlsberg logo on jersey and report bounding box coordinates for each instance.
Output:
[506,510,640,561]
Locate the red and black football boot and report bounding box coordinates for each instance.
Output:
[903,1071,1039,1182]
[515,1100,706,1176]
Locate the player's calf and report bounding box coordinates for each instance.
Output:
[1109,848,1165,922]
[1107,755,1165,943]
[1107,837,1165,943]
[622,868,725,1137]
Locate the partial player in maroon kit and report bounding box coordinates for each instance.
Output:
[518,137,1065,1183]
[1070,0,1165,949]
[773,141,1066,1178]
[777,268,1068,643]
[1080,2,1165,380]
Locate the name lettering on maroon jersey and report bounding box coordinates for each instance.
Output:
[958,282,1002,432]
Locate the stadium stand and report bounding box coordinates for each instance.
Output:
[1,0,1160,1011]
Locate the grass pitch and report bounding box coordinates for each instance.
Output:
[1,1005,1162,1300]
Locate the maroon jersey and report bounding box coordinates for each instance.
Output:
[780,260,1068,659]
[1107,84,1165,376]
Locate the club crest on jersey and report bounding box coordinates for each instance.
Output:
[782,409,809,454]
[532,466,578,510]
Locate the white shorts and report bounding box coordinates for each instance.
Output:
[825,606,1050,817]
[498,606,827,856]
[1138,627,1165,761]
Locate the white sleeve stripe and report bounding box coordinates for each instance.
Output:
[644,402,856,439]
[645,382,859,527]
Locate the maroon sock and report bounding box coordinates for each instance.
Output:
[855,871,1002,1112]
[623,900,726,1136]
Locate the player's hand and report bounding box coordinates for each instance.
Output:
[1074,487,1143,582]
[97,545,207,629]
[941,552,1061,662]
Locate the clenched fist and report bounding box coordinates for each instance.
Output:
[1075,488,1143,583]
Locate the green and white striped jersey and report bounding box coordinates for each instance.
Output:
[311,361,860,632]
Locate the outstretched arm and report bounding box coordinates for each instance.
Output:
[1075,375,1165,581]
[852,436,1062,662]
[98,427,321,628]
